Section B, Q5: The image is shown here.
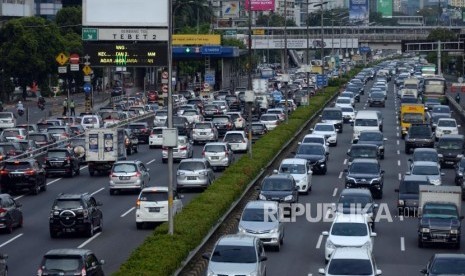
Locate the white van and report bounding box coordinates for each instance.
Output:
[0,112,16,129]
[81,115,103,129]
[352,110,380,141]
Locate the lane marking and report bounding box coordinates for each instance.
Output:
[397,140,400,145]
[316,234,323,249]
[398,173,401,181]
[400,237,405,251]
[121,207,135,217]
[78,232,102,249]
[0,233,23,248]
[399,215,404,221]
[332,188,338,197]
[147,159,156,165]
[397,150,400,155]
[90,188,105,196]
[47,178,62,186]
[79,165,88,170]
[396,132,399,137]
[13,195,24,200]
[338,172,343,179]
[343,159,347,165]
[398,160,401,166]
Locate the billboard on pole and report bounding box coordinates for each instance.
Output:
[349,0,369,24]
[377,0,392,17]
[244,0,275,11]
[222,1,240,18]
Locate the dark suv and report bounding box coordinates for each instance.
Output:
[212,115,234,136]
[405,124,435,154]
[44,148,80,177]
[258,174,299,203]
[344,158,384,199]
[38,248,104,276]
[437,134,464,168]
[49,193,103,238]
[128,122,150,144]
[0,159,46,195]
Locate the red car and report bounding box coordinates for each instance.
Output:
[147,91,158,103]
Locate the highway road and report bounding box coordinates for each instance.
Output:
[260,78,465,276]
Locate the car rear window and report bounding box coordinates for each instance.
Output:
[112,163,137,173]
[43,256,82,271]
[0,113,12,119]
[0,145,17,152]
[152,128,164,134]
[139,191,168,202]
[30,135,47,142]
[48,151,67,158]
[178,161,205,171]
[2,130,20,137]
[261,178,293,191]
[195,123,211,129]
[4,162,31,170]
[54,199,81,209]
[224,133,244,142]
[48,128,65,134]
[129,124,146,129]
[204,145,225,152]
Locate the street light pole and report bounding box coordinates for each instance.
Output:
[306,0,310,94]
[247,0,253,158]
[167,0,174,236]
[284,0,289,123]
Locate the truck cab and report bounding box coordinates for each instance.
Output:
[400,104,425,139]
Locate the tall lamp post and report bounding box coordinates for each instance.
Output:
[247,0,253,158]
[167,0,174,236]
[313,0,328,92]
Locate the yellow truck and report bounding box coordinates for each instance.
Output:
[400,103,425,139]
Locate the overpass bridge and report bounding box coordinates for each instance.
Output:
[217,26,464,52]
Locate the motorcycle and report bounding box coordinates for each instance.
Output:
[38,102,45,110]
[17,109,24,116]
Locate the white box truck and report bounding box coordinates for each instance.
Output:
[85,128,127,176]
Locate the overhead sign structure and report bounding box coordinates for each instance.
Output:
[83,42,168,67]
[82,28,169,41]
[244,0,275,11]
[251,38,359,50]
[172,34,221,45]
[56,53,68,66]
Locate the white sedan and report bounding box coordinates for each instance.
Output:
[311,123,338,146]
[435,118,460,139]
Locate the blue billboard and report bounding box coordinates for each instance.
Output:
[349,0,369,24]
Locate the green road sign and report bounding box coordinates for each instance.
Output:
[82,28,98,40]
[225,30,237,35]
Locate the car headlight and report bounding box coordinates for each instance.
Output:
[284,195,294,201]
[326,239,336,249]
[438,154,443,158]
[429,178,441,185]
[451,229,460,234]
[458,154,464,159]
[421,228,430,233]
[459,172,463,177]
[269,228,278,234]
[370,177,382,184]
[398,199,404,206]
[346,177,356,182]
[259,194,267,200]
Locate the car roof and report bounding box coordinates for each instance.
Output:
[403,175,430,182]
[439,134,464,139]
[205,142,228,147]
[304,134,325,139]
[315,123,334,127]
[330,247,371,260]
[114,160,140,164]
[323,107,342,111]
[351,158,379,164]
[340,188,373,197]
[56,193,87,199]
[245,200,278,210]
[412,161,439,166]
[45,248,92,257]
[217,234,257,247]
[432,253,465,259]
[437,117,456,122]
[281,158,307,165]
[225,131,245,135]
[350,144,378,149]
[334,213,367,224]
[140,186,169,193]
[413,148,437,153]
[179,158,206,163]
[265,173,294,180]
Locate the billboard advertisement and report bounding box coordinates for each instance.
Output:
[83,0,168,27]
[349,0,369,24]
[222,1,240,18]
[244,0,275,11]
[377,0,392,17]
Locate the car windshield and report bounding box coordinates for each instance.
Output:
[433,107,450,114]
[112,163,137,173]
[351,147,378,158]
[338,195,371,208]
[412,165,439,175]
[224,133,244,143]
[431,258,465,274]
[261,178,294,191]
[129,124,146,130]
[350,163,379,174]
[29,135,47,142]
[409,126,432,136]
[314,125,334,132]
[178,161,205,171]
[438,120,457,127]
[0,145,17,152]
[401,97,418,104]
[359,132,382,141]
[328,259,373,275]
[279,163,306,174]
[1,130,19,137]
[183,110,197,116]
[298,144,324,155]
[322,110,342,119]
[48,151,67,158]
[437,139,463,150]
[44,256,82,271]
[152,128,164,135]
[355,119,378,127]
[403,113,423,123]
[173,117,186,124]
[205,145,226,153]
[341,107,354,113]
[195,123,211,129]
[426,99,441,105]
[341,93,353,98]
[251,124,265,130]
[212,117,229,123]
[139,191,168,202]
[211,245,257,263]
[331,222,368,236]
[261,115,277,121]
[337,98,351,104]
[83,117,97,124]
[423,204,458,219]
[156,111,167,117]
[302,137,323,144]
[370,93,384,98]
[0,113,12,119]
[54,199,81,209]
[242,208,274,222]
[204,105,218,111]
[432,114,450,123]
[100,112,120,120]
[48,128,65,134]
[400,181,423,194]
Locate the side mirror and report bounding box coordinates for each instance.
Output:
[347,151,351,156]
[441,172,445,176]
[16,203,22,207]
[298,142,301,145]
[383,138,387,141]
[370,232,377,237]
[260,255,268,262]
[99,259,105,265]
[352,139,358,144]
[408,158,412,163]
[326,152,329,156]
[310,128,314,132]
[273,169,279,174]
[460,216,464,220]
[322,231,329,236]
[255,186,261,191]
[295,186,299,191]
[343,169,348,173]
[146,168,150,172]
[202,253,211,260]
[376,269,382,275]
[373,203,379,208]
[420,269,427,274]
[381,170,385,174]
[394,188,399,192]
[318,268,326,274]
[291,151,296,155]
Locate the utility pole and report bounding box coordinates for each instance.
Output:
[284,0,289,123]
[167,0,174,235]
[247,0,253,158]
[306,0,310,97]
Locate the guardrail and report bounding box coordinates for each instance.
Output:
[447,95,465,123]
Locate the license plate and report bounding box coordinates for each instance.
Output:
[119,176,130,180]
[231,144,238,149]
[187,176,196,180]
[9,174,22,178]
[157,135,163,138]
[211,156,219,160]
[51,162,62,167]
[271,197,280,201]
[200,132,206,135]
[148,207,160,212]
[432,233,447,239]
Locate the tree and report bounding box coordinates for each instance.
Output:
[173,0,213,33]
[427,28,457,41]
[256,13,296,27]
[55,6,82,36]
[0,17,65,99]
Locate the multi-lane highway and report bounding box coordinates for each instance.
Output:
[259,77,465,275]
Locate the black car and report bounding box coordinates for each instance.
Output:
[0,194,22,233]
[211,115,234,137]
[424,98,441,111]
[258,174,299,203]
[38,248,104,276]
[203,104,222,119]
[28,133,56,148]
[49,193,103,238]
[344,158,384,199]
[408,148,439,169]
[294,142,328,175]
[44,148,80,177]
[395,174,430,217]
[165,116,191,137]
[0,142,23,161]
[354,130,386,159]
[336,188,377,230]
[405,124,435,154]
[455,157,465,189]
[437,134,464,168]
[0,159,46,195]
[250,122,267,141]
[128,122,150,144]
[421,253,465,276]
[123,129,139,155]
[347,144,380,164]
[368,92,386,107]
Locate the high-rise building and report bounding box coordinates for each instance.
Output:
[35,0,62,19]
[450,0,465,7]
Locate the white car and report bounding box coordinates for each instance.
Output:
[260,114,280,130]
[300,134,329,153]
[322,213,376,262]
[0,112,16,129]
[318,247,382,276]
[223,131,248,152]
[267,108,285,122]
[311,123,338,146]
[227,112,246,129]
[276,158,312,194]
[202,142,235,170]
[341,107,356,123]
[212,100,229,114]
[148,127,166,148]
[335,97,353,108]
[153,110,168,127]
[435,118,460,139]
[181,109,203,124]
[135,186,183,229]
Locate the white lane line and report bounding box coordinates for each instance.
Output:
[146,159,156,165]
[398,160,401,166]
[396,132,399,137]
[90,188,105,196]
[47,178,62,186]
[396,126,399,130]
[343,159,347,165]
[13,195,24,200]
[398,173,402,181]
[400,237,405,251]
[338,172,343,179]
[78,232,102,249]
[397,150,400,155]
[399,215,404,221]
[332,188,338,197]
[316,234,323,249]
[79,165,88,170]
[121,207,135,217]
[397,140,400,145]
[0,233,23,248]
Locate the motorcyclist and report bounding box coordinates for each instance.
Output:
[17,101,24,111]
[456,93,461,104]
[38,96,46,109]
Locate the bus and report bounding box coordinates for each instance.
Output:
[423,75,447,104]
[421,64,436,77]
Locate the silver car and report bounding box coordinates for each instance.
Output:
[153,110,168,127]
[109,160,151,195]
[407,161,444,186]
[176,158,215,190]
[203,142,235,170]
[162,136,193,163]
[238,201,284,251]
[203,234,267,276]
[191,122,218,143]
